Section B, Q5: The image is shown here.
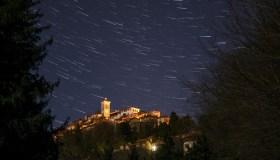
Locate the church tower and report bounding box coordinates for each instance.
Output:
[101,98,110,119]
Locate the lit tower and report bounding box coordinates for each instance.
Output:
[101,98,111,119]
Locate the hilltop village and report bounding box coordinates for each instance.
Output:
[67,98,170,131]
[58,98,201,159]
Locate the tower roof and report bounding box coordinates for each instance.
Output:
[102,97,110,102]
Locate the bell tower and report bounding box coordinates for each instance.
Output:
[101,98,110,119]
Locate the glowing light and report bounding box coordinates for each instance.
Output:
[152,145,157,151]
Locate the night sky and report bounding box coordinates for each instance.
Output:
[39,0,227,126]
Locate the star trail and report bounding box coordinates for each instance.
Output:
[39,0,227,126]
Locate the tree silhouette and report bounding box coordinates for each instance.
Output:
[117,122,133,143]
[0,0,59,159]
[186,135,215,160]
[129,145,139,160]
[183,0,280,159]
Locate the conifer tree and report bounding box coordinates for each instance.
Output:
[169,111,180,135]
[0,0,59,159]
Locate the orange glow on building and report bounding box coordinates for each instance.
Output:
[65,98,169,131]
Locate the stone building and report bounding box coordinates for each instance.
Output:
[101,98,111,119]
[66,97,169,131]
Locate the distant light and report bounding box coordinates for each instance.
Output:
[152,145,157,151]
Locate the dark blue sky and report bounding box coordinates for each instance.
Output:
[39,0,227,125]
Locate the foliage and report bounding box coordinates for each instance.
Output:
[180,114,195,133]
[128,145,139,160]
[59,128,96,160]
[156,122,171,139]
[103,141,114,160]
[117,122,133,143]
[0,0,59,159]
[184,0,280,159]
[169,111,180,135]
[153,135,183,160]
[186,135,215,160]
[169,111,179,128]
[139,121,156,139]
[59,122,117,160]
[169,112,196,135]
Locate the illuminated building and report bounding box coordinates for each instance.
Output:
[66,97,169,131]
[109,106,140,121]
[101,98,111,119]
